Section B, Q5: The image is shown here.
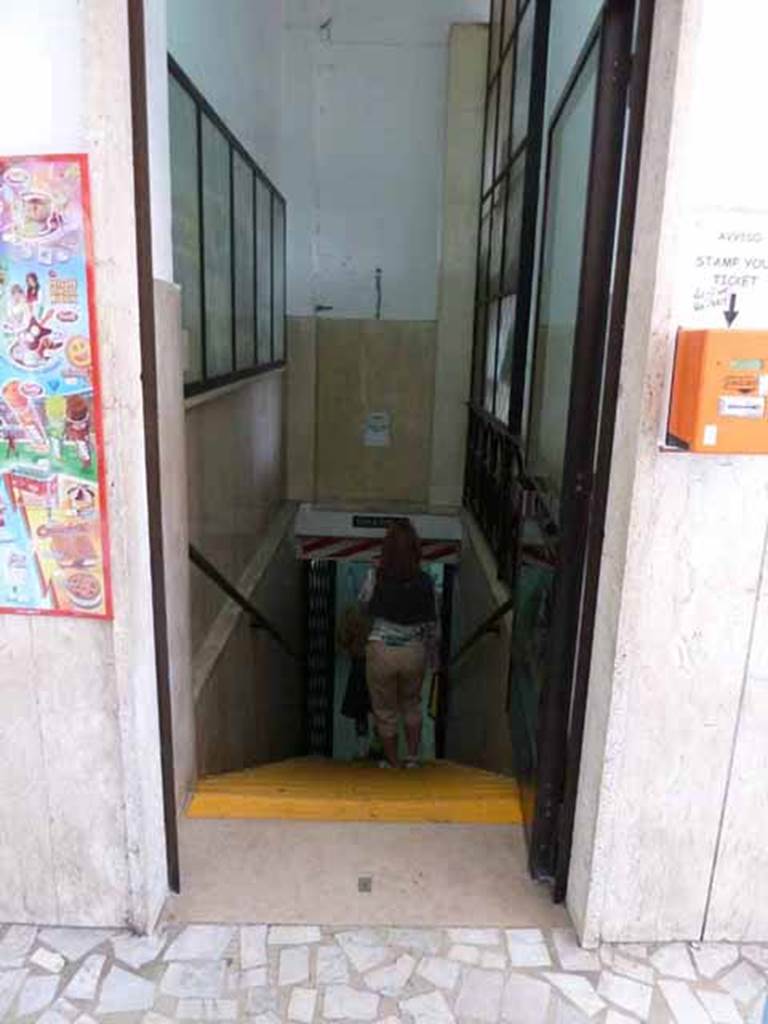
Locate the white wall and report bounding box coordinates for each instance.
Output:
[283,0,489,319]
[0,1,84,152]
[145,0,174,282]
[0,0,167,928]
[167,0,285,184]
[570,0,768,944]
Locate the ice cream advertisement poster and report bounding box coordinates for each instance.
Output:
[0,154,112,619]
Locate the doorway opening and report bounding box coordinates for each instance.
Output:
[187,507,521,828]
[125,0,656,923]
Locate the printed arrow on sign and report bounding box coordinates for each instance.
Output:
[724,292,739,327]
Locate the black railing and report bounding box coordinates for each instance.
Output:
[188,544,299,660]
[447,593,515,670]
[464,403,525,589]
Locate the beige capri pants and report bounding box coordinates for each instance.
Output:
[366,639,427,738]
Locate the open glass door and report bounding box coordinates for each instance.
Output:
[505,0,636,880]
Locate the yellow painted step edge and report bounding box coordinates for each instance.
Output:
[187,792,523,825]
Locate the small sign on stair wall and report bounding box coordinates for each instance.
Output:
[363,410,391,447]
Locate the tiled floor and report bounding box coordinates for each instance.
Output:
[0,922,766,1022]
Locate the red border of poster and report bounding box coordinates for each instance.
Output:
[0,154,112,619]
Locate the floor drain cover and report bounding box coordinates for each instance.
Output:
[358,875,373,893]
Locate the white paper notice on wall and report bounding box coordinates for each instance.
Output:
[683,209,768,328]
[363,411,392,447]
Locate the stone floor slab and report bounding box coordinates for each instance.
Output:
[364,953,416,996]
[553,930,600,973]
[268,925,321,945]
[240,925,267,968]
[15,972,59,1016]
[287,986,318,1023]
[658,979,710,1024]
[719,960,766,1006]
[649,945,696,981]
[97,965,156,1014]
[697,988,744,1024]
[64,954,105,1002]
[447,928,501,947]
[400,989,455,1024]
[598,969,653,1020]
[164,925,235,961]
[545,972,606,1018]
[0,968,27,1017]
[501,974,551,1023]
[278,945,310,987]
[38,930,114,963]
[417,955,461,991]
[324,983,380,1020]
[691,943,739,980]
[31,948,65,973]
[316,944,350,985]
[0,926,37,968]
[160,961,227,999]
[506,929,552,968]
[111,932,167,970]
[455,967,504,1023]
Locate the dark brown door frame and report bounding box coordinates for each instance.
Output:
[553,0,657,901]
[126,0,181,893]
[528,0,637,881]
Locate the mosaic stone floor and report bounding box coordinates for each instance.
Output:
[0,922,766,1023]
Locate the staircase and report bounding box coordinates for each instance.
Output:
[187,757,522,825]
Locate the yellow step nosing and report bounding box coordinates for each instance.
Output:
[187,757,523,825]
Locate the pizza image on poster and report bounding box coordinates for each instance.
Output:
[0,154,112,618]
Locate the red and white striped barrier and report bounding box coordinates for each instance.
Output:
[296,536,461,564]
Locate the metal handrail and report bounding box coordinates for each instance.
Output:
[188,543,299,661]
[446,595,515,669]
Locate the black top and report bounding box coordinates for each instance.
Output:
[367,570,436,626]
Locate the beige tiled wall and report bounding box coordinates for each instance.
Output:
[185,371,286,649]
[447,514,516,776]
[430,24,487,509]
[286,316,317,501]
[315,318,437,505]
[194,529,303,777]
[154,280,196,807]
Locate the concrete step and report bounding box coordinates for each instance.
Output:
[187,756,523,824]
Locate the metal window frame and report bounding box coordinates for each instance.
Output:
[168,56,287,398]
[465,0,551,590]
[469,0,550,429]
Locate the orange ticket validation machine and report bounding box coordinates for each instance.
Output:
[667,329,768,453]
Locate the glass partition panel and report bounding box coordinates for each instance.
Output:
[496,49,515,178]
[201,115,233,378]
[513,2,535,149]
[168,77,203,384]
[484,299,500,414]
[527,42,600,514]
[272,198,286,363]
[168,59,288,394]
[483,79,499,193]
[256,179,273,364]
[233,153,255,371]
